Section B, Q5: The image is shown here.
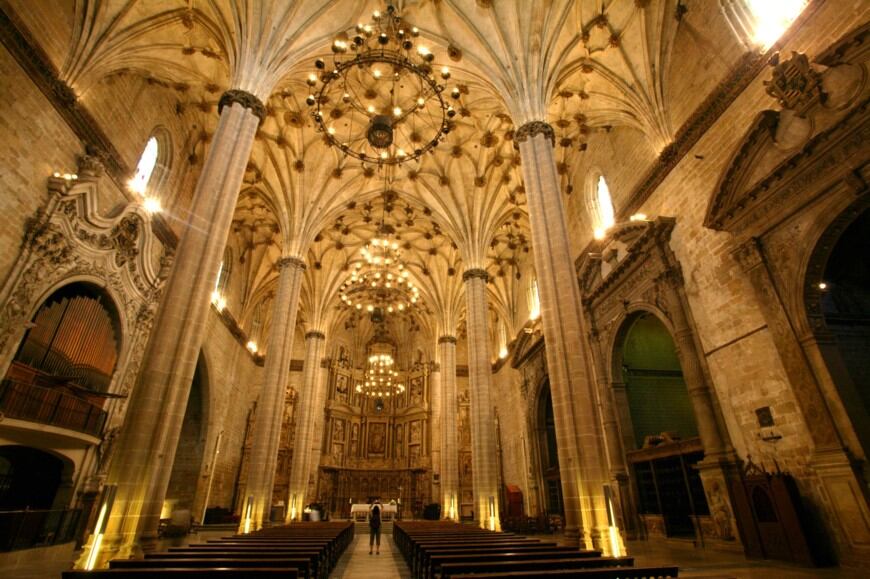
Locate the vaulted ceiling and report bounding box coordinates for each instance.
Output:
[9,0,749,350]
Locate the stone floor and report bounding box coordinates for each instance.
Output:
[2,527,865,578]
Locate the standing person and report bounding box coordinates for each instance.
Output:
[369,499,382,555]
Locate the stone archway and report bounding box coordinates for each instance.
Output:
[610,311,706,539]
[533,380,563,518]
[578,217,739,546]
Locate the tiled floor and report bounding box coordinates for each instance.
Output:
[332,529,410,578]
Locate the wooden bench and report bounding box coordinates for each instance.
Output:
[425,549,599,579]
[63,570,298,578]
[448,565,680,578]
[110,557,310,576]
[438,556,635,578]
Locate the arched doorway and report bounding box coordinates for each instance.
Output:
[613,312,709,539]
[811,207,870,456]
[535,381,563,517]
[165,353,208,520]
[0,446,76,550]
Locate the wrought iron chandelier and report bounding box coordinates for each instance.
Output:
[306,4,456,165]
[356,353,405,398]
[339,234,422,317]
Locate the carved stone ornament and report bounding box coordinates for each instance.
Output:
[277,255,306,271]
[0,177,170,422]
[305,330,326,341]
[218,89,267,122]
[514,121,556,148]
[764,52,824,114]
[461,268,489,282]
[438,335,457,344]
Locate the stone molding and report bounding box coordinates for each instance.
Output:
[461,268,489,282]
[0,177,172,437]
[305,330,326,341]
[219,89,267,122]
[277,256,306,271]
[438,335,457,344]
[514,121,555,148]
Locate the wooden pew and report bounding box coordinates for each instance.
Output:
[63,570,298,578]
[110,557,310,577]
[425,549,598,579]
[438,556,635,578]
[448,566,680,578]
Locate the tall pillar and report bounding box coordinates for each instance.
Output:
[438,335,459,520]
[430,361,442,503]
[515,122,610,550]
[305,360,330,499]
[286,330,326,521]
[80,91,265,566]
[239,256,305,532]
[462,268,500,530]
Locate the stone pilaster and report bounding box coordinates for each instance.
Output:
[515,122,610,551]
[305,357,331,499]
[462,268,500,530]
[286,330,326,521]
[239,256,305,532]
[438,335,460,520]
[83,92,264,566]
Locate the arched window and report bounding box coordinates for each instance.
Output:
[211,248,232,311]
[129,130,172,213]
[527,277,541,321]
[747,0,806,49]
[721,0,806,50]
[588,173,616,239]
[247,302,263,353]
[129,137,159,196]
[497,319,509,359]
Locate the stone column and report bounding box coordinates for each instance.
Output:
[239,256,305,532]
[438,335,459,520]
[430,361,442,504]
[462,268,500,530]
[286,330,326,521]
[305,361,330,498]
[81,91,265,566]
[588,328,634,542]
[515,122,610,551]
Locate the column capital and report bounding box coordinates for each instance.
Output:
[305,330,326,341]
[438,335,457,344]
[514,120,555,148]
[218,89,267,122]
[277,256,306,271]
[462,268,489,283]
